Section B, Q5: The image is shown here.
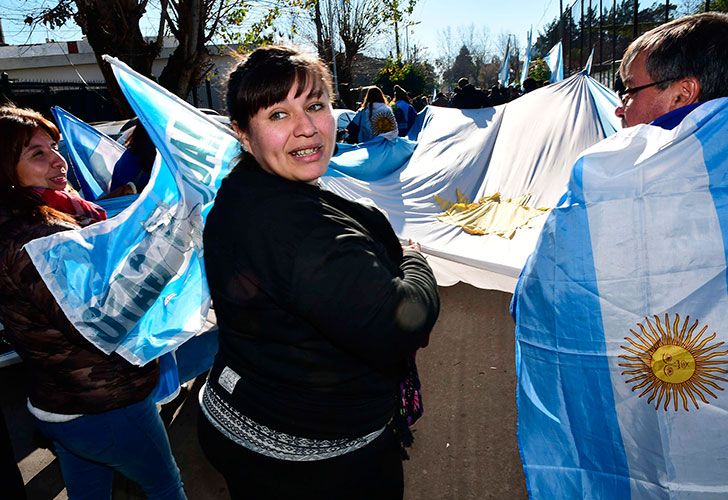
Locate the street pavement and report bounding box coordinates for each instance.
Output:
[2,283,527,499]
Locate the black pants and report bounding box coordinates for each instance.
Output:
[198,413,403,500]
[1,409,26,500]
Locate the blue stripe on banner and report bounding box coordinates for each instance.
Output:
[698,100,728,294]
[516,157,630,498]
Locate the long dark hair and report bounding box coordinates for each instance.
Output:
[0,105,74,224]
[359,86,387,115]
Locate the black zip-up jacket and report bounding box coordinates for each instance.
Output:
[203,163,440,439]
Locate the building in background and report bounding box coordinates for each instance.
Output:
[0,36,235,121]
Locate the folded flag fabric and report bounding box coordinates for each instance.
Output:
[435,191,548,239]
[25,56,239,366]
[328,136,417,181]
[512,98,728,498]
[52,106,125,200]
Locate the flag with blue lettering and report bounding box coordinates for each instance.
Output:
[52,106,124,200]
[25,56,239,366]
[513,98,728,498]
[545,42,564,83]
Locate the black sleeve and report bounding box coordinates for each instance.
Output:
[290,225,439,369]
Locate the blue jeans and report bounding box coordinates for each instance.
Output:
[34,396,186,500]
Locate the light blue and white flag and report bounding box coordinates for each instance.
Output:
[328,136,416,181]
[25,56,239,366]
[545,41,564,83]
[520,28,533,88]
[513,98,728,497]
[52,106,125,200]
[584,47,595,74]
[498,36,512,87]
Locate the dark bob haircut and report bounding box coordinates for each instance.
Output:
[226,45,334,131]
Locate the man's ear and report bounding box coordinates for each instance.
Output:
[670,76,701,109]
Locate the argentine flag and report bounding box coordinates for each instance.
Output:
[25,57,239,366]
[513,98,728,498]
[52,106,125,200]
[520,28,533,88]
[545,42,564,83]
[499,36,512,87]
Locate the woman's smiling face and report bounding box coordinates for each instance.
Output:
[238,80,336,183]
[16,127,68,190]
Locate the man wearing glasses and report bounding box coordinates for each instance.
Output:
[615,12,728,129]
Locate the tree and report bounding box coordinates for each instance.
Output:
[445,45,477,86]
[435,26,457,89]
[532,0,681,77]
[159,0,263,100]
[373,58,435,97]
[26,0,289,116]
[478,55,501,89]
[381,0,417,61]
[457,24,491,88]
[29,0,165,116]
[296,0,415,109]
[528,58,551,82]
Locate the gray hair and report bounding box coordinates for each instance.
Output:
[620,12,728,101]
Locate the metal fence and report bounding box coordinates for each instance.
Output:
[0,73,221,123]
[0,76,121,122]
[537,0,715,89]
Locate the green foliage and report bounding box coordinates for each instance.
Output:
[532,0,681,75]
[220,2,284,48]
[700,0,728,12]
[374,58,435,97]
[381,0,419,60]
[528,58,551,82]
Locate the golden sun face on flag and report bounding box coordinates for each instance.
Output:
[618,314,728,411]
[370,111,397,136]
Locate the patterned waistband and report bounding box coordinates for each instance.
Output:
[199,382,385,462]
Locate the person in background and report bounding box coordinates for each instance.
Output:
[449,77,489,109]
[412,94,429,112]
[614,12,728,128]
[522,77,540,94]
[0,105,186,500]
[199,45,440,500]
[431,92,450,107]
[487,84,507,106]
[345,85,399,143]
[110,118,157,194]
[392,85,417,136]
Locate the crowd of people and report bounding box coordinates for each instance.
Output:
[0,10,727,499]
[343,77,549,143]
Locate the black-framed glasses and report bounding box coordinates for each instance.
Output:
[617,78,675,103]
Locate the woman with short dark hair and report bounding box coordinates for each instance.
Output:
[199,45,440,499]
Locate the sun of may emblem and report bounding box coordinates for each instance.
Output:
[619,313,728,411]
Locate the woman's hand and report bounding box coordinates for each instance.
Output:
[99,182,137,200]
[402,239,421,252]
